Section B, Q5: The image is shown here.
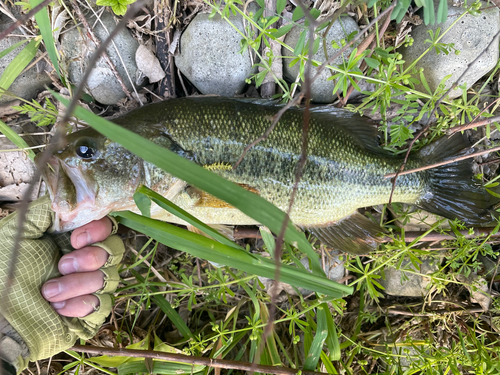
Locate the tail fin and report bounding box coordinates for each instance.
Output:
[416,133,500,226]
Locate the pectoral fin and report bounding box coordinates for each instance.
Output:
[188,184,259,208]
[307,212,385,255]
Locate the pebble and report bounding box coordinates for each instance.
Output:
[378,257,441,297]
[60,11,140,105]
[175,12,257,97]
[282,16,361,103]
[399,0,500,99]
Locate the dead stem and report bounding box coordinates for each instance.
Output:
[447,114,500,136]
[0,0,53,41]
[235,227,500,243]
[71,345,329,375]
[384,145,500,178]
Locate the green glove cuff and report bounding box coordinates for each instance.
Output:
[94,235,125,268]
[75,294,113,339]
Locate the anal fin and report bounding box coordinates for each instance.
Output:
[308,212,385,255]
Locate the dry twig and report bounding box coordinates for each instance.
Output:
[71,345,329,375]
[384,145,500,178]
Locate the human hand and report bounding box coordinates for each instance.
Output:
[0,196,124,372]
[42,217,114,318]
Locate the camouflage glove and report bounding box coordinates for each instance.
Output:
[0,196,125,373]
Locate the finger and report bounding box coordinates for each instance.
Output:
[71,217,113,249]
[51,295,100,318]
[59,246,110,275]
[42,270,104,303]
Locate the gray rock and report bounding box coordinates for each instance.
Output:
[0,122,40,201]
[61,11,140,105]
[282,16,360,103]
[379,257,441,297]
[175,12,257,96]
[0,14,52,104]
[399,0,499,99]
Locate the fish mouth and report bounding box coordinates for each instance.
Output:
[39,156,97,231]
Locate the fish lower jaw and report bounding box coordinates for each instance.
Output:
[51,200,106,233]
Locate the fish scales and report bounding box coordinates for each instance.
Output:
[41,96,499,249]
[113,98,424,226]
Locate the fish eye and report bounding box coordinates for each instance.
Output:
[75,138,97,160]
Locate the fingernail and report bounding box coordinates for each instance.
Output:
[76,231,91,248]
[59,257,78,275]
[42,281,61,299]
[51,301,66,310]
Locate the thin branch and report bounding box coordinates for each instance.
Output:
[340,7,393,106]
[384,307,484,317]
[382,227,500,242]
[446,115,500,135]
[0,0,53,41]
[253,1,315,372]
[234,227,500,242]
[384,145,500,178]
[70,345,329,375]
[388,28,500,203]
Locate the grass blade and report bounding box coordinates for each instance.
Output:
[52,93,325,277]
[136,186,239,249]
[304,305,328,370]
[29,0,60,77]
[0,119,36,161]
[133,271,194,339]
[0,40,37,99]
[0,39,29,60]
[323,302,340,360]
[114,211,353,297]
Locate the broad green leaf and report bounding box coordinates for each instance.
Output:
[276,0,286,14]
[437,0,448,23]
[115,211,352,297]
[88,337,148,366]
[0,40,37,99]
[364,57,379,70]
[292,6,304,21]
[320,351,338,374]
[259,226,276,257]
[424,0,435,25]
[0,40,28,60]
[133,190,151,217]
[304,306,328,370]
[323,302,340,360]
[52,92,326,277]
[270,22,294,38]
[29,0,60,77]
[293,30,306,56]
[0,120,36,161]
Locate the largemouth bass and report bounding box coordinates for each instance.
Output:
[38,97,499,254]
